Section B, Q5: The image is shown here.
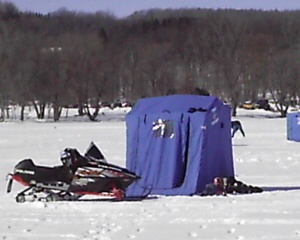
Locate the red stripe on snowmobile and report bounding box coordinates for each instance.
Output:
[12,175,30,187]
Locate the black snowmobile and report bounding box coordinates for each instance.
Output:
[7,142,140,202]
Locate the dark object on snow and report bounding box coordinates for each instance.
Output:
[200,176,263,196]
[231,120,246,138]
[200,177,227,196]
[6,142,140,203]
[256,99,272,111]
[225,176,263,194]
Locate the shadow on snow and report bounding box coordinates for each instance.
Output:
[262,186,300,192]
[78,196,159,202]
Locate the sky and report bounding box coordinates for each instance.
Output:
[1,107,300,239]
[3,0,300,18]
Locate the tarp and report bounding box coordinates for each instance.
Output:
[125,94,234,196]
[287,112,300,142]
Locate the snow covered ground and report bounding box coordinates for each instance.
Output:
[1,107,300,240]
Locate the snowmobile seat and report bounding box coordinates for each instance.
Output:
[14,159,73,184]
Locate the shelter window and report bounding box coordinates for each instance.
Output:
[152,119,174,138]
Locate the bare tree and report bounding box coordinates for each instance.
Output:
[209,13,251,116]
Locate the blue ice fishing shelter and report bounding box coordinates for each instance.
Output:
[125,94,234,196]
[287,112,300,142]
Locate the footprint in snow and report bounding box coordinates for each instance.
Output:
[199,224,207,229]
[238,219,246,225]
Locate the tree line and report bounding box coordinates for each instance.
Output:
[0,2,300,121]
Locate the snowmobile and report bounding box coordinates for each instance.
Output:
[6,142,140,203]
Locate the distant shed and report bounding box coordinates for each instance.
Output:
[287,112,300,142]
